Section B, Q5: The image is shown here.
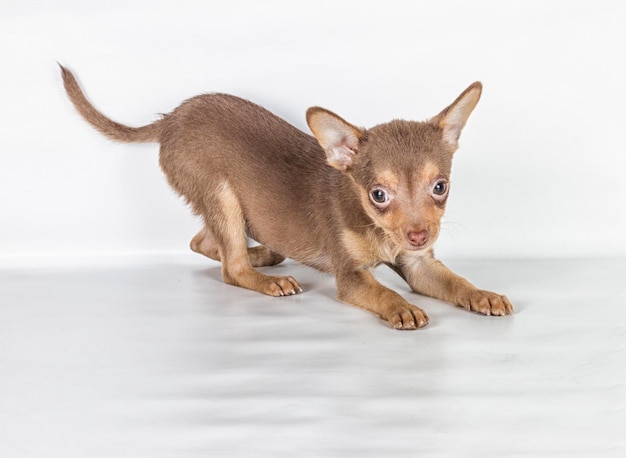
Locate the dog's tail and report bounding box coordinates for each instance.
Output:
[59,64,162,143]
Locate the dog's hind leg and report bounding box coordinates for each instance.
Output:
[203,181,301,296]
[190,226,221,262]
[247,245,286,267]
[191,227,285,267]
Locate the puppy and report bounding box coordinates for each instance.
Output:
[60,65,513,329]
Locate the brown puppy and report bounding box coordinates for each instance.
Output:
[60,65,513,329]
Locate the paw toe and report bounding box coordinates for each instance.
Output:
[387,305,428,330]
[464,290,514,316]
[270,276,303,297]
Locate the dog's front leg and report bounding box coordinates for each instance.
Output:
[335,268,429,330]
[395,252,513,316]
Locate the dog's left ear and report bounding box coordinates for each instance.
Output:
[432,82,482,150]
[306,107,365,173]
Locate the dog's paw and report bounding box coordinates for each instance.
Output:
[459,289,514,316]
[261,275,303,297]
[384,303,429,330]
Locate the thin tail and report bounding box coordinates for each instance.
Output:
[59,64,162,143]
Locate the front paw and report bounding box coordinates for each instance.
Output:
[459,289,514,316]
[383,302,430,330]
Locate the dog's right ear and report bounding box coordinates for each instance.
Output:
[306,107,365,173]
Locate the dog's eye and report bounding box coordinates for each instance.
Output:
[433,180,448,196]
[370,188,389,206]
[371,189,387,203]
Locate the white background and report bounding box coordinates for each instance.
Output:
[1,0,625,263]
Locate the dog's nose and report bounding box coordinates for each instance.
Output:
[407,229,429,248]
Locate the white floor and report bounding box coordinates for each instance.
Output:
[1,257,624,457]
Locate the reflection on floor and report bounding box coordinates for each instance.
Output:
[1,257,624,457]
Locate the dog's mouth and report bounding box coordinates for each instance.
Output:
[404,243,430,252]
[401,239,434,253]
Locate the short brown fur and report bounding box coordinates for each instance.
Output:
[60,65,513,329]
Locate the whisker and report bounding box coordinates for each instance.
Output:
[440,220,468,238]
[353,221,378,229]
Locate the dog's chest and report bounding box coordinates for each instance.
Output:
[341,228,400,267]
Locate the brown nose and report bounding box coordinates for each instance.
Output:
[407,230,429,248]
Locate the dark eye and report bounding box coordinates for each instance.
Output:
[433,180,448,196]
[371,189,387,203]
[370,188,390,206]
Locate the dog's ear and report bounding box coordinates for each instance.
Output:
[432,82,482,150]
[306,107,365,173]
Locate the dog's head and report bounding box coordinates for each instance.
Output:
[307,82,482,253]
